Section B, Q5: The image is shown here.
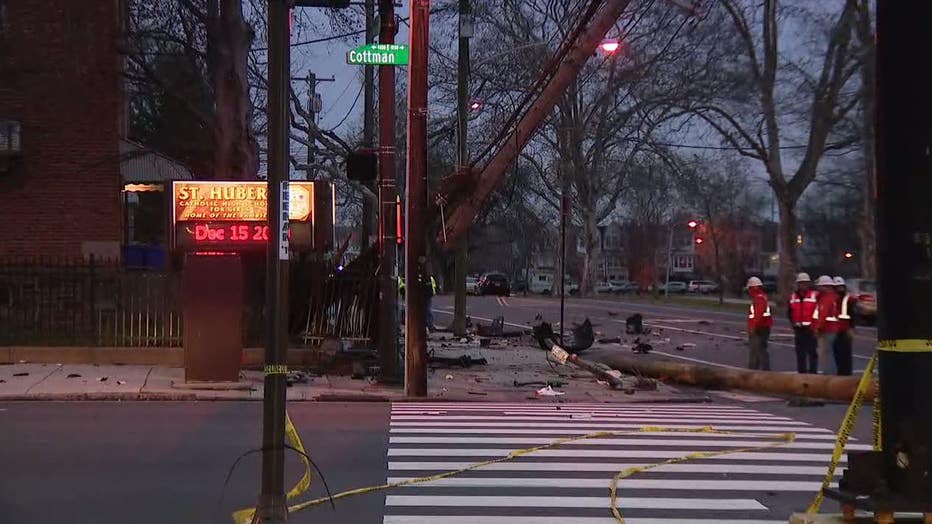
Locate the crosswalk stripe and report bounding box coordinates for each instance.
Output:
[387,477,821,491]
[387,462,839,475]
[388,436,869,451]
[390,415,810,424]
[389,421,832,433]
[386,448,846,462]
[384,517,785,524]
[389,428,839,439]
[384,495,767,510]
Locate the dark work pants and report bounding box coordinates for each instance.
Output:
[833,330,854,376]
[793,327,818,374]
[748,328,771,371]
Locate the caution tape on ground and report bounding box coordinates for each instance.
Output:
[806,353,878,514]
[872,379,882,452]
[877,338,932,352]
[232,412,311,524]
[231,422,796,524]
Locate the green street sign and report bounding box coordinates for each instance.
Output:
[346,44,409,66]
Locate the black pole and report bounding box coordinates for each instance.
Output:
[252,1,290,522]
[874,0,932,505]
[559,191,567,346]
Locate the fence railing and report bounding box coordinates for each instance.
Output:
[0,256,379,348]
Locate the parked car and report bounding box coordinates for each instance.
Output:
[846,278,877,323]
[688,280,720,294]
[465,276,479,295]
[660,281,688,294]
[594,281,615,294]
[478,272,511,296]
[610,280,636,294]
[565,281,580,295]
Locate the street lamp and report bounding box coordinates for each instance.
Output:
[665,219,699,297]
[598,38,622,54]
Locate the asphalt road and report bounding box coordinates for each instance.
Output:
[0,400,867,524]
[0,402,390,524]
[432,293,878,374]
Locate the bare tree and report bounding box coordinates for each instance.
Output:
[671,0,861,296]
[125,0,259,179]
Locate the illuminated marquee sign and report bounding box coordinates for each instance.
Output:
[171,181,329,252]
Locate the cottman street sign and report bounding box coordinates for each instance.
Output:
[346,44,409,66]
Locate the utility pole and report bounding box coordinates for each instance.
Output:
[404,0,429,397]
[252,0,289,522]
[377,0,400,382]
[825,1,932,518]
[360,0,376,251]
[292,71,334,180]
[453,0,471,337]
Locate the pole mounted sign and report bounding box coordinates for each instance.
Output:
[346,43,409,66]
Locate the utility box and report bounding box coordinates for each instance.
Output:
[181,254,243,382]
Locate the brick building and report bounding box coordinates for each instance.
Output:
[0,0,125,258]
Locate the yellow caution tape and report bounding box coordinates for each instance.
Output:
[872,380,882,452]
[231,422,796,523]
[877,339,932,352]
[232,411,312,524]
[263,364,289,375]
[807,353,878,513]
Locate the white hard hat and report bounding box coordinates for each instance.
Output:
[815,275,834,286]
[833,276,846,286]
[796,272,811,283]
[746,276,763,288]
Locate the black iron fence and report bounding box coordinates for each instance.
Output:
[0,256,379,347]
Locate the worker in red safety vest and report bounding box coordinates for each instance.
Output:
[787,272,819,374]
[812,275,841,374]
[746,276,773,371]
[832,276,856,375]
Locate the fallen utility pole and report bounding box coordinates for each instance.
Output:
[538,336,627,391]
[377,0,400,382]
[252,0,290,521]
[404,0,430,397]
[597,353,875,402]
[437,0,634,247]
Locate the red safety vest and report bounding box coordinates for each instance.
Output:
[813,290,842,333]
[788,290,819,327]
[836,293,855,330]
[747,290,774,331]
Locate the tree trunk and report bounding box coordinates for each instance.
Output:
[857,0,877,279]
[209,0,259,180]
[777,199,800,300]
[579,206,598,296]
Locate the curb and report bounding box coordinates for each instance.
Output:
[0,392,709,403]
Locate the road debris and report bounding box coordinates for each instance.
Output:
[66,373,81,378]
[535,385,565,396]
[632,339,653,354]
[532,318,594,353]
[514,379,566,388]
[625,314,651,335]
[597,336,621,344]
[428,352,488,368]
[12,372,29,377]
[97,377,108,382]
[676,343,697,351]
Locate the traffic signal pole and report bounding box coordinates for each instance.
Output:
[825,1,932,518]
[404,0,430,397]
[452,0,471,338]
[252,0,290,522]
[377,0,400,382]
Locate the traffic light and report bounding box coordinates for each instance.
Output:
[346,149,378,182]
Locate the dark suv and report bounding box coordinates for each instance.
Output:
[478,273,511,296]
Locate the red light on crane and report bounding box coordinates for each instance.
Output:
[687,220,699,229]
[695,237,704,245]
[844,251,855,259]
